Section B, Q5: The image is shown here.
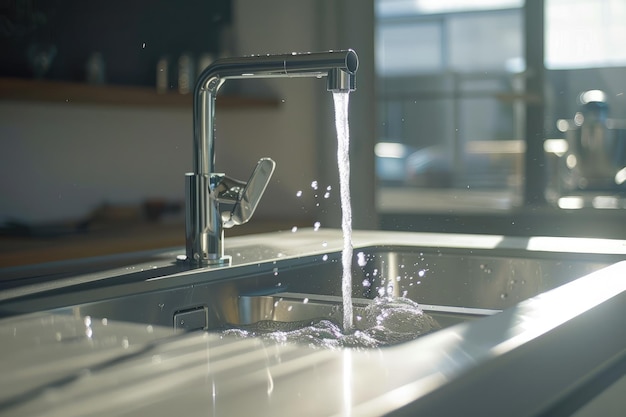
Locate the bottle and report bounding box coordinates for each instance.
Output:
[177,53,195,95]
[86,52,105,84]
[156,56,169,94]
[197,53,214,79]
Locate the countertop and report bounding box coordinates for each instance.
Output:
[2,262,625,417]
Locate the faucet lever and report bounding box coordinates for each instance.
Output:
[218,158,276,228]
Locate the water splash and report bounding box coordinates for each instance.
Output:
[333,91,353,332]
[223,296,440,349]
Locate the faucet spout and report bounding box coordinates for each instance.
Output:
[327,67,356,92]
[185,50,358,264]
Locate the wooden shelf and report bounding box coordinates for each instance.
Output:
[0,77,280,109]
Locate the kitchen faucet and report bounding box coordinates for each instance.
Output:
[185,49,358,264]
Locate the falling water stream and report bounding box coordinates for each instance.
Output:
[333,91,354,332]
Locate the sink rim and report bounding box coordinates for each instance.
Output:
[2,229,626,304]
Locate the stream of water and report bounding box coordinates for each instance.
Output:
[333,91,354,332]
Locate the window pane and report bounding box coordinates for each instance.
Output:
[376,23,442,75]
[448,12,522,72]
[546,0,626,69]
[377,0,523,17]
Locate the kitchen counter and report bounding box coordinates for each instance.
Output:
[1,230,625,416]
[1,264,624,416]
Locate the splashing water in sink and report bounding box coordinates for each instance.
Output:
[223,296,440,349]
[333,91,354,332]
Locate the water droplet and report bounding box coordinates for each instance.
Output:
[303,298,309,304]
[356,252,367,267]
[146,325,153,333]
[101,318,108,326]
[122,337,129,349]
[322,241,328,247]
[296,190,303,197]
[273,268,279,276]
[323,192,330,199]
[326,185,332,191]
[287,305,293,312]
[291,226,298,233]
[311,180,318,190]
[313,221,321,231]
[84,316,92,327]
[322,254,328,261]
[387,282,394,296]
[418,269,426,277]
[362,279,371,287]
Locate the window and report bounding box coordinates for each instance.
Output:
[376,22,443,75]
[545,0,626,69]
[375,1,525,208]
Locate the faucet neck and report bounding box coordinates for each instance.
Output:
[186,50,358,264]
[192,50,357,177]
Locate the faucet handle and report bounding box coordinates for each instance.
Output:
[218,157,276,228]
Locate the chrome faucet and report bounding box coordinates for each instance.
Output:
[185,49,358,264]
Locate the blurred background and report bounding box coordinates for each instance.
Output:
[1,0,625,266]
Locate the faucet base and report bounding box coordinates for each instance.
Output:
[176,254,232,266]
[185,173,225,264]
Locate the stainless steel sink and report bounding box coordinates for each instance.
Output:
[230,291,497,342]
[0,230,621,336]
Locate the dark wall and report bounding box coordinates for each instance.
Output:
[0,0,231,85]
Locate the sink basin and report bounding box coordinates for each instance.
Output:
[1,230,625,416]
[0,230,621,334]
